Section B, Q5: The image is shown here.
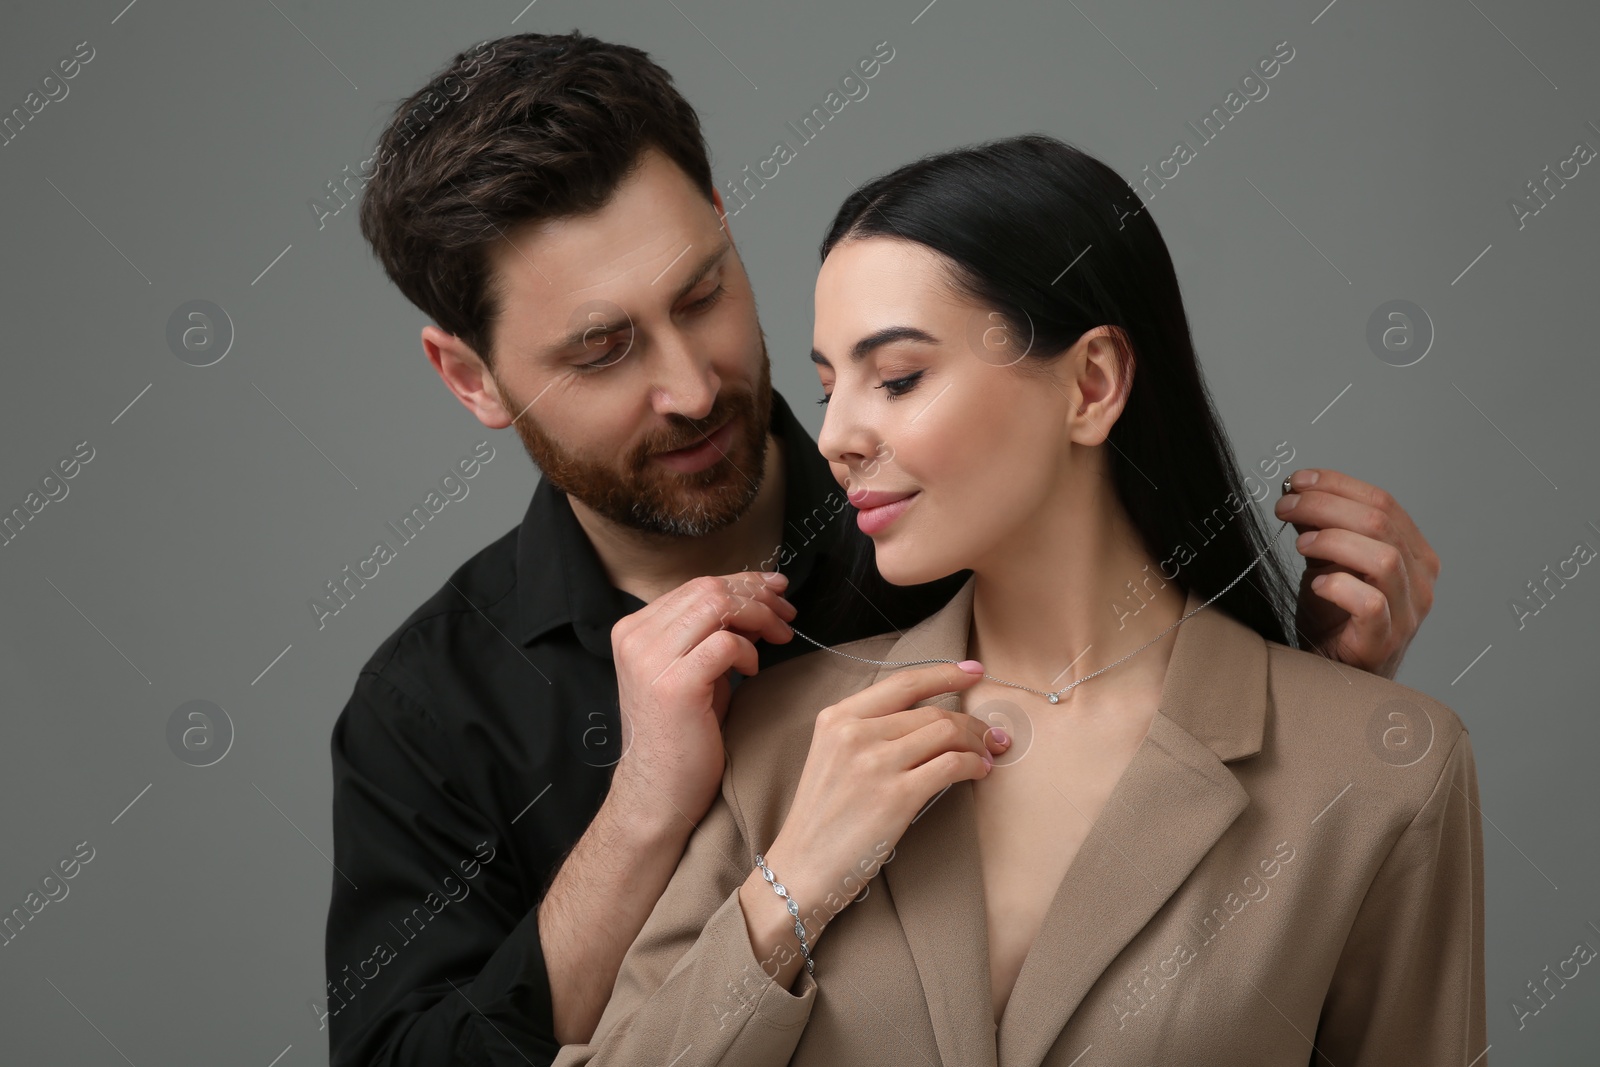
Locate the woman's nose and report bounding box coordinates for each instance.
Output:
[815,392,881,471]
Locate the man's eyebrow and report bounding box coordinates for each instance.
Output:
[666,239,732,305]
[810,325,940,368]
[549,240,733,354]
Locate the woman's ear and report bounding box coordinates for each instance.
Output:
[1062,325,1134,446]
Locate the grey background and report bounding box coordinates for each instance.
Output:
[2,0,1596,1063]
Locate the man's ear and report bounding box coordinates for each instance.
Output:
[710,187,733,236]
[421,324,514,429]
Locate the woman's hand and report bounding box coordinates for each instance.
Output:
[737,660,1010,984]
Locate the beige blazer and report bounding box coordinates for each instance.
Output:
[554,575,1486,1067]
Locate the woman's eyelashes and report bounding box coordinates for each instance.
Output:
[878,370,924,399]
[816,369,925,405]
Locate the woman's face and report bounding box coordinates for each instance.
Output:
[812,236,1122,586]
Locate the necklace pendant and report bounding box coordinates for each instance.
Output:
[1046,692,1060,704]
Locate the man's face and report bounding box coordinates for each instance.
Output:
[479,146,773,538]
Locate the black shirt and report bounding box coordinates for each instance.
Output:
[324,388,966,1066]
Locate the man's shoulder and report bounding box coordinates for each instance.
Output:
[348,522,521,710]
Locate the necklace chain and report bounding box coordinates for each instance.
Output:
[787,519,1293,705]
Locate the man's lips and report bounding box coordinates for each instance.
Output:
[650,417,737,473]
[657,416,733,453]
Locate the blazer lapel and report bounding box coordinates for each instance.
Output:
[871,575,1001,1067]
[997,585,1268,1067]
[864,578,1269,1067]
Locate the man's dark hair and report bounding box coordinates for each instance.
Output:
[357,32,716,365]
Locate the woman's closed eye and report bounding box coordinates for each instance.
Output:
[817,370,925,405]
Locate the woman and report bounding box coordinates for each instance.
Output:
[552,134,1485,1066]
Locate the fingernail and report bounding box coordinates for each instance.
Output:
[1297,530,1318,548]
[1278,494,1297,512]
[956,660,984,674]
[1302,470,1319,487]
[762,571,786,582]
[992,727,1010,746]
[981,753,993,770]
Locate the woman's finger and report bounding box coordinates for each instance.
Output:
[904,748,994,799]
[893,714,997,770]
[880,704,1011,754]
[840,661,985,720]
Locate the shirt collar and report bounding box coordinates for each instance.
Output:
[515,388,845,655]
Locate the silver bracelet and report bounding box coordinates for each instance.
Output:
[753,853,814,975]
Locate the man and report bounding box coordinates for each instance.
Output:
[324,31,1440,1066]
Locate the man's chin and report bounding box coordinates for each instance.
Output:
[516,384,773,538]
[603,453,764,537]
[626,482,761,537]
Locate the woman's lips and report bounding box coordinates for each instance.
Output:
[855,490,919,535]
[652,417,736,474]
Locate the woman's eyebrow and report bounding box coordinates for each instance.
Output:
[810,325,939,369]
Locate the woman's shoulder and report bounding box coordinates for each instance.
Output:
[1259,639,1473,821]
[725,632,897,744]
[717,633,897,814]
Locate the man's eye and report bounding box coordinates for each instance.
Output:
[577,337,632,370]
[687,284,726,312]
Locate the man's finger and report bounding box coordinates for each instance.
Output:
[1305,569,1393,662]
[633,573,793,661]
[1280,469,1424,548]
[1276,482,1399,551]
[1291,526,1405,592]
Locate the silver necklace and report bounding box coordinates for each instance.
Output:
[788,515,1294,705]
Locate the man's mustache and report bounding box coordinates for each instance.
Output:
[642,403,747,458]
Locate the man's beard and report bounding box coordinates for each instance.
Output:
[499,349,774,539]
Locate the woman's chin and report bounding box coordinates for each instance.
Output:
[873,547,956,588]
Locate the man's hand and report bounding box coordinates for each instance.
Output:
[608,571,796,830]
[540,570,796,1046]
[1275,469,1440,680]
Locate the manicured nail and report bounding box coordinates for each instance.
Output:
[957,660,984,674]
[992,727,1010,746]
[981,753,993,770]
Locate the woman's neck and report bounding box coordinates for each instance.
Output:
[965,506,1186,702]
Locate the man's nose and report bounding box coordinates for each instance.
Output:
[649,330,719,421]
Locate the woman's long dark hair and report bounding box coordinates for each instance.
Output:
[811,133,1298,649]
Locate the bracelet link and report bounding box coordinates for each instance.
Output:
[754,852,814,975]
